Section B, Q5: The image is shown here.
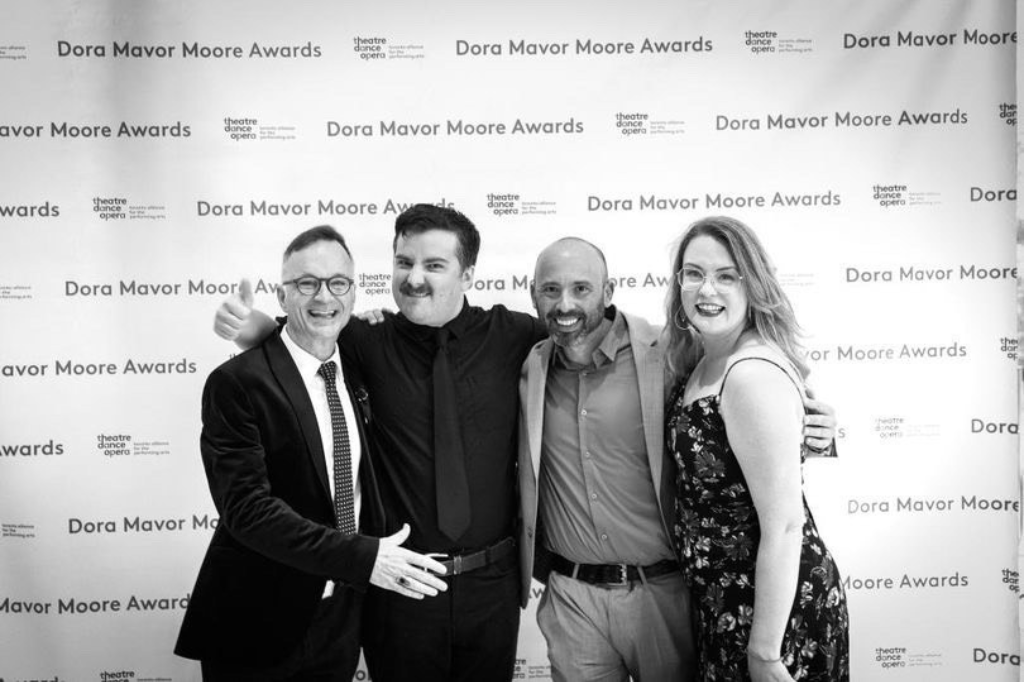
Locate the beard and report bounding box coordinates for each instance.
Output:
[547,303,605,349]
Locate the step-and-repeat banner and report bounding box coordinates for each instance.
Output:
[1,2,1019,681]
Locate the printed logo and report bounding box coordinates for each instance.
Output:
[866,181,943,207]
[359,272,392,297]
[801,342,967,362]
[743,29,812,54]
[486,193,520,216]
[223,116,296,142]
[717,109,966,132]
[197,197,456,217]
[0,44,28,61]
[1,440,64,457]
[0,284,32,301]
[483,192,556,217]
[869,415,939,440]
[455,37,712,57]
[588,190,840,212]
[0,359,197,378]
[326,118,583,138]
[843,572,968,591]
[971,186,1016,202]
[843,263,1015,283]
[353,36,423,61]
[614,112,686,136]
[998,337,1017,361]
[93,197,126,221]
[45,121,192,138]
[96,434,171,458]
[970,419,1017,435]
[0,593,190,615]
[68,514,216,534]
[0,200,60,217]
[872,645,943,671]
[998,103,1016,126]
[745,30,778,54]
[57,40,322,59]
[843,29,1017,49]
[1,523,37,539]
[89,196,166,221]
[974,648,1020,665]
[848,495,1019,514]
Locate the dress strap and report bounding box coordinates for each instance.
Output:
[718,354,806,406]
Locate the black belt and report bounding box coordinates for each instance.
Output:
[550,553,678,586]
[437,537,516,577]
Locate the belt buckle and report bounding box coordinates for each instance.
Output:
[453,554,463,575]
[609,564,629,586]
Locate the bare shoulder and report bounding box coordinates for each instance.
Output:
[721,347,803,424]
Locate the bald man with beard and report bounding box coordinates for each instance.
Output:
[516,238,697,682]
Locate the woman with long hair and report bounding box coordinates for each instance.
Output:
[664,216,849,681]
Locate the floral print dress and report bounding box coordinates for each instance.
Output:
[666,358,849,681]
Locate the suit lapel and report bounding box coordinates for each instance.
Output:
[526,340,554,478]
[264,331,331,497]
[626,314,671,533]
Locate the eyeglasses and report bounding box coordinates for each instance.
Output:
[282,276,354,296]
[675,267,743,292]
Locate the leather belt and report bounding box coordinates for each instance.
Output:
[437,537,516,577]
[550,553,678,586]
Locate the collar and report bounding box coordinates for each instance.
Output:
[280,324,342,380]
[552,305,627,370]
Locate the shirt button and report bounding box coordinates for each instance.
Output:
[584,451,591,458]
[590,493,597,500]
[600,533,608,541]
[580,409,588,416]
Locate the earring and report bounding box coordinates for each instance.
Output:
[673,307,693,333]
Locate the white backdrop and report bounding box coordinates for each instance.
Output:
[0,2,1019,680]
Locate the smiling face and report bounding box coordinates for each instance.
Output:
[392,229,473,327]
[277,239,355,357]
[679,234,749,341]
[531,239,613,355]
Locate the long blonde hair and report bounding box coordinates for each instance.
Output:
[663,216,809,381]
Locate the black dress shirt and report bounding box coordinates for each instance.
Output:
[340,299,546,552]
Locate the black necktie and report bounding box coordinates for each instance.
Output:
[318,361,357,535]
[433,327,470,541]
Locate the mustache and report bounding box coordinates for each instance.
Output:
[545,309,584,323]
[400,282,432,296]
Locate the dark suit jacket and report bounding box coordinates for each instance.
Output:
[175,328,384,667]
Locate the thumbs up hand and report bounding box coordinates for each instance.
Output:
[214,278,254,341]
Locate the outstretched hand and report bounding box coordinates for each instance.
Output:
[370,524,449,599]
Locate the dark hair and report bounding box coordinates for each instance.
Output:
[283,225,352,260]
[664,215,808,380]
[393,204,480,270]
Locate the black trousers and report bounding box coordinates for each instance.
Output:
[201,587,363,682]
[363,550,521,682]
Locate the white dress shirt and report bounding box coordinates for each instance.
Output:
[281,325,363,597]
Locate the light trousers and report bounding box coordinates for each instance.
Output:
[537,570,696,682]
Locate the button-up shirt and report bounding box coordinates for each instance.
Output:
[539,309,673,565]
[340,300,546,552]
